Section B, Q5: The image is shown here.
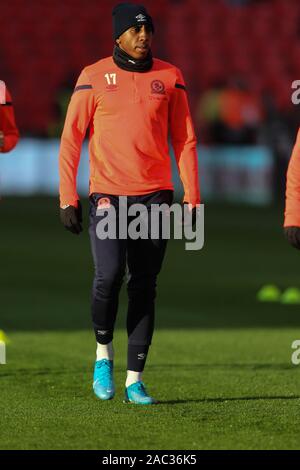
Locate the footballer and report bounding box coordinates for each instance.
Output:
[0,81,19,154]
[59,3,200,404]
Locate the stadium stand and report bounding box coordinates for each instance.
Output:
[0,0,298,134]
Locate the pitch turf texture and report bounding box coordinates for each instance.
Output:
[1,197,300,450]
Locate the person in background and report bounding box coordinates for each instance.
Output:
[196,77,263,145]
[0,80,19,153]
[284,128,300,248]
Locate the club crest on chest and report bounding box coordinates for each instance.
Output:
[151,80,165,95]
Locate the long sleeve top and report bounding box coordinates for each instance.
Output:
[59,57,200,207]
[0,82,19,153]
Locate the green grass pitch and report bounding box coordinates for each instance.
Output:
[1,197,300,450]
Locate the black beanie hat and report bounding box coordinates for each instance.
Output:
[112,3,154,41]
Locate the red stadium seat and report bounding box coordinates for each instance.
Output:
[1,0,298,133]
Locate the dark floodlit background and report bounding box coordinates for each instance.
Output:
[1,0,300,451]
[2,0,300,200]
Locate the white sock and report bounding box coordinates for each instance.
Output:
[126,370,143,388]
[96,341,114,361]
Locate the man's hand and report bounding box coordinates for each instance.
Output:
[284,226,300,249]
[0,131,4,148]
[182,202,197,227]
[60,201,83,234]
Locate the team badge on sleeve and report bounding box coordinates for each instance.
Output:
[97,197,111,209]
[0,80,6,104]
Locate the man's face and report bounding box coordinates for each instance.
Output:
[116,24,153,59]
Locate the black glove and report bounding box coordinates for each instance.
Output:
[60,201,83,235]
[284,226,300,249]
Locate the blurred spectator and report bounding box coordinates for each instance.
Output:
[0,81,19,153]
[220,78,264,144]
[195,81,225,144]
[47,76,75,138]
[196,77,264,145]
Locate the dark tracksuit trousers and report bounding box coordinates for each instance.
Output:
[88,189,173,372]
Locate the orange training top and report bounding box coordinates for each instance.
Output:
[59,56,200,207]
[0,83,19,153]
[285,128,300,226]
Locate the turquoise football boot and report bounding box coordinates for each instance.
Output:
[93,359,115,400]
[124,381,157,405]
